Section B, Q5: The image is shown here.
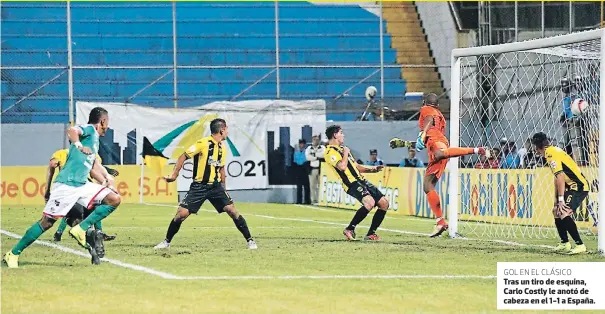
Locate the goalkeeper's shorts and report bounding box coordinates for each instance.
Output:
[426,139,449,179]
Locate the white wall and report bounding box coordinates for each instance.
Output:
[415,1,458,96]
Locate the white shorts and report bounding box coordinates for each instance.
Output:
[43,182,112,219]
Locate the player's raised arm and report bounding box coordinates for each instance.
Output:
[164,153,188,183]
[335,146,350,171]
[66,126,92,155]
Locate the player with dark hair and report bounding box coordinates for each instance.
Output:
[46,148,118,242]
[3,107,122,267]
[154,118,257,250]
[532,132,588,254]
[390,93,489,237]
[324,125,389,241]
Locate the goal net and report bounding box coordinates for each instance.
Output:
[449,30,604,253]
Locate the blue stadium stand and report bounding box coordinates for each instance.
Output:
[1,2,407,123]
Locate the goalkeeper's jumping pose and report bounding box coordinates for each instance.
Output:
[390,93,489,237]
[45,149,118,243]
[531,132,587,254]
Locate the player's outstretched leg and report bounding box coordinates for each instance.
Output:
[343,196,374,241]
[70,191,121,252]
[3,216,57,268]
[54,218,68,242]
[223,205,257,250]
[433,147,491,162]
[365,197,389,241]
[154,207,190,249]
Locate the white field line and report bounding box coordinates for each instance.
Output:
[1,229,495,281]
[144,203,555,249]
[0,229,179,279]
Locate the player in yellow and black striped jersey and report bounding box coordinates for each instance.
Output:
[325,125,390,242]
[154,118,257,250]
[532,132,587,255]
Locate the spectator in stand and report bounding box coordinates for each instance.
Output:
[399,149,423,168]
[517,138,530,168]
[474,151,499,169]
[501,141,521,169]
[366,149,384,166]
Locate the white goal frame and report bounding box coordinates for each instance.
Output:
[449,29,605,256]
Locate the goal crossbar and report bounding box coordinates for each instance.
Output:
[449,28,605,256]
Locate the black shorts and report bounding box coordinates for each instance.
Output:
[346,180,384,204]
[180,181,234,214]
[564,190,589,212]
[64,203,88,226]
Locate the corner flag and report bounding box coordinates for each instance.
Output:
[142,137,168,176]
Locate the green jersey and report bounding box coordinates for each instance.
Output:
[55,125,100,187]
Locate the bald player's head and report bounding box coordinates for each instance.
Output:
[423,93,439,107]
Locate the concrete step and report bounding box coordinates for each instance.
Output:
[397,56,435,64]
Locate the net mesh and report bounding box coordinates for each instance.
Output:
[457,35,600,240]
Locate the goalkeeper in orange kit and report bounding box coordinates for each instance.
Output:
[390,93,491,237]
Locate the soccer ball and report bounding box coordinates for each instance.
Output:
[570,98,588,116]
[365,86,377,100]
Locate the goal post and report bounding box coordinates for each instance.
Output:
[449,29,604,256]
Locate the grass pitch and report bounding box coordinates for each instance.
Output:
[1,203,601,313]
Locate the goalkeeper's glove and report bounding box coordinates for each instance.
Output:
[104,166,120,177]
[415,132,427,151]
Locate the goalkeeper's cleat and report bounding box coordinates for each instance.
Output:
[429,223,449,238]
[154,240,171,249]
[247,239,258,250]
[69,225,89,249]
[54,231,62,242]
[100,232,116,242]
[553,242,571,252]
[567,244,587,255]
[364,234,381,241]
[86,228,101,265]
[389,138,405,149]
[343,229,356,241]
[3,251,19,268]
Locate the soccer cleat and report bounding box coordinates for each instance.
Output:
[553,242,571,252]
[343,229,356,241]
[567,244,587,255]
[86,228,101,265]
[94,230,106,258]
[429,223,449,238]
[154,240,171,249]
[100,232,116,242]
[389,138,413,149]
[69,225,89,249]
[364,234,381,241]
[3,251,19,268]
[247,239,258,250]
[477,147,492,159]
[54,231,62,242]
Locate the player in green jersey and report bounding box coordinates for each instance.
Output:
[3,107,122,267]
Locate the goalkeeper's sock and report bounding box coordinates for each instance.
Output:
[443,147,475,159]
[367,209,387,236]
[79,205,117,230]
[562,216,583,245]
[233,215,252,241]
[426,190,445,222]
[165,219,183,243]
[94,220,103,231]
[347,206,370,230]
[11,222,45,255]
[56,218,68,234]
[554,218,569,243]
